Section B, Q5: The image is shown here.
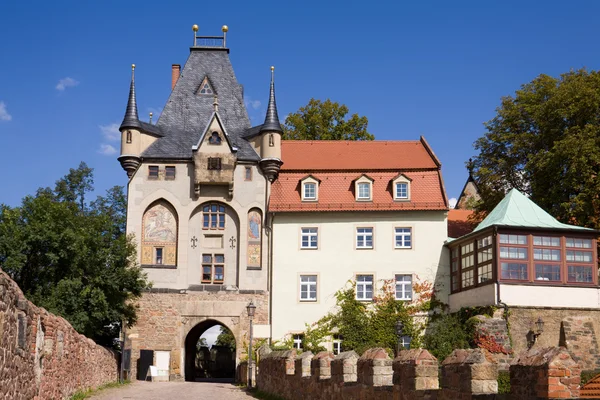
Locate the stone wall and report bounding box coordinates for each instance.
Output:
[471,314,513,371]
[125,289,268,380]
[507,307,600,371]
[0,269,118,400]
[257,346,584,400]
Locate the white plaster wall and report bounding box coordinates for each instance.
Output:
[448,284,497,312]
[271,211,449,340]
[499,284,600,309]
[126,161,269,291]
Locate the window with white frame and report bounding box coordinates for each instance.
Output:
[301,228,318,249]
[293,334,304,350]
[357,182,371,200]
[333,334,343,355]
[395,182,408,199]
[399,335,412,350]
[303,182,316,200]
[299,275,317,301]
[395,275,412,301]
[356,227,373,249]
[395,227,412,249]
[356,274,373,300]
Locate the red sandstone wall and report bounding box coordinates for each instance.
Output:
[0,269,118,400]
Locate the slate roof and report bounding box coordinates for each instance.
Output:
[474,188,594,232]
[280,140,439,170]
[140,48,260,161]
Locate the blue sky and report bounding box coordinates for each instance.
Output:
[1,1,599,207]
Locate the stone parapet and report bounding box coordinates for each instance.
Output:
[358,347,393,387]
[0,269,118,400]
[511,346,581,399]
[394,349,439,392]
[331,350,359,383]
[295,351,313,378]
[440,348,498,399]
[311,351,335,380]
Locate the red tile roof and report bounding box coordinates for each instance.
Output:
[581,373,600,397]
[281,140,439,171]
[448,209,477,238]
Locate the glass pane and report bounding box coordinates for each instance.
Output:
[215,254,224,263]
[568,265,593,283]
[218,214,225,228]
[219,206,225,212]
[211,214,217,228]
[203,214,209,228]
[535,264,560,281]
[214,267,223,281]
[202,254,212,263]
[501,263,528,280]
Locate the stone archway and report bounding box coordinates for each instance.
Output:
[184,319,237,382]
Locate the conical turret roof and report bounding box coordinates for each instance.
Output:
[120,65,142,130]
[260,67,283,134]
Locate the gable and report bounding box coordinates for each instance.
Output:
[193,113,237,154]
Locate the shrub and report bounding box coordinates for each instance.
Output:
[497,371,510,394]
[422,314,469,361]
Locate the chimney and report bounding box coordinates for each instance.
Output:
[171,64,181,90]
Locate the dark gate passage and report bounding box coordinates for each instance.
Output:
[137,349,154,381]
[184,320,236,382]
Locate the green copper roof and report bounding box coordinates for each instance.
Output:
[473,189,594,233]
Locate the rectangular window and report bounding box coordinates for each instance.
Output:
[303,183,316,200]
[165,166,176,180]
[245,167,252,181]
[301,228,318,249]
[478,248,493,263]
[356,275,373,300]
[395,275,412,301]
[499,234,527,245]
[333,334,343,355]
[148,165,159,179]
[399,335,412,350]
[566,238,592,249]
[533,248,560,261]
[478,263,493,283]
[203,204,226,230]
[201,254,225,284]
[566,250,593,263]
[155,248,163,265]
[126,130,132,144]
[533,236,560,247]
[461,269,474,288]
[357,182,371,200]
[500,247,528,259]
[299,275,317,301]
[293,334,304,350]
[535,264,560,281]
[207,157,222,170]
[568,265,593,283]
[477,236,492,248]
[501,262,528,280]
[395,182,408,199]
[394,228,412,249]
[356,227,373,249]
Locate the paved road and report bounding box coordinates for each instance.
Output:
[89,381,255,400]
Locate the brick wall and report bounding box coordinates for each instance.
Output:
[0,269,118,400]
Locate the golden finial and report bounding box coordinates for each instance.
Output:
[132,64,136,70]
[222,25,228,32]
[149,112,153,123]
[192,24,199,32]
[271,66,275,71]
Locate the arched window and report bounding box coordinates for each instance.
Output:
[208,131,222,145]
[203,203,226,230]
[142,201,178,266]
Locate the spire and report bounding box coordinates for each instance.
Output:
[120,64,142,130]
[260,66,283,134]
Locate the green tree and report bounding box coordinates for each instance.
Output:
[214,326,236,350]
[422,314,470,361]
[471,69,600,230]
[283,98,374,140]
[0,163,149,345]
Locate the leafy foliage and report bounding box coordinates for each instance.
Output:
[497,371,510,394]
[422,314,470,361]
[472,69,600,232]
[283,98,374,141]
[215,326,236,350]
[0,162,149,345]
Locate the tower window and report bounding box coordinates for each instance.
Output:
[148,166,159,179]
[269,134,274,147]
[165,166,176,180]
[202,254,224,284]
[208,158,222,170]
[208,132,222,145]
[203,203,226,230]
[155,248,163,265]
[126,130,132,144]
[245,167,252,181]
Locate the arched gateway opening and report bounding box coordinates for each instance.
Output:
[184,320,237,382]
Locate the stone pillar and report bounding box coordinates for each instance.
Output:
[393,349,439,392]
[331,351,359,383]
[440,348,498,399]
[510,346,581,399]
[295,351,313,378]
[358,348,393,387]
[311,351,335,380]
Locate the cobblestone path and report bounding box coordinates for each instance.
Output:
[89,381,254,400]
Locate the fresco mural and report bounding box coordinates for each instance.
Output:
[247,210,262,268]
[142,202,177,265]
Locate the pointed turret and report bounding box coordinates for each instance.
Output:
[120,64,142,130]
[260,67,283,134]
[258,67,283,182]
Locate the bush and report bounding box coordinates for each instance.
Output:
[497,371,510,394]
[422,314,469,361]
[581,369,600,385]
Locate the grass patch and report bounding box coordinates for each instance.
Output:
[69,380,130,400]
[247,389,287,400]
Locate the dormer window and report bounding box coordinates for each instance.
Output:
[208,132,222,145]
[354,175,373,201]
[392,174,412,201]
[300,175,320,201]
[198,76,214,95]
